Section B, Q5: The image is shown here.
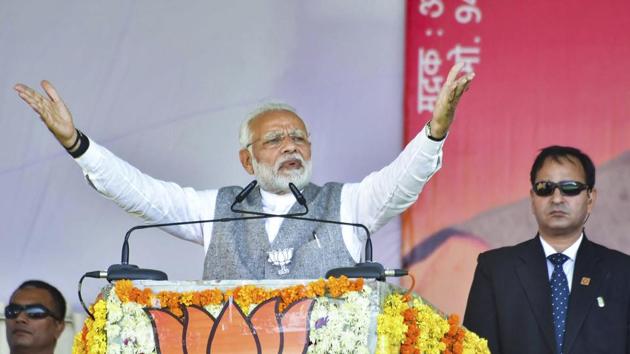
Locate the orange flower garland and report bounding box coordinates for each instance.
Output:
[113,276,363,317]
[326,275,364,297]
[400,307,420,354]
[442,314,466,354]
[114,280,153,306]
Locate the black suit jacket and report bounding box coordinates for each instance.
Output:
[463,236,630,354]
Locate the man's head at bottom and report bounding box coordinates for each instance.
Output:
[5,280,66,354]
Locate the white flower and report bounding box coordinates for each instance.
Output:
[107,343,121,354]
[105,291,156,354]
[204,304,224,318]
[307,290,371,353]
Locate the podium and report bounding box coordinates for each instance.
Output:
[72,278,489,353]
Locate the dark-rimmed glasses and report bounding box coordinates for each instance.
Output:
[246,130,310,150]
[4,303,61,321]
[532,180,589,197]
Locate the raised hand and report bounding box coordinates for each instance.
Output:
[429,62,475,139]
[15,81,78,148]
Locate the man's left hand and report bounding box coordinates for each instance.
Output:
[429,62,475,139]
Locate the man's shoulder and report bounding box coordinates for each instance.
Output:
[585,237,630,266]
[217,185,244,195]
[305,182,343,201]
[477,238,538,266]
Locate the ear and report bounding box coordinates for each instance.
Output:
[239,149,255,175]
[586,188,597,213]
[54,320,65,339]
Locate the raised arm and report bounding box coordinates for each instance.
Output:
[15,81,80,151]
[14,80,215,247]
[341,63,475,234]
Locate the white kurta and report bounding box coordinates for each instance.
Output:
[75,129,444,262]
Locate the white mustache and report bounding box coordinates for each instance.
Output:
[275,153,304,170]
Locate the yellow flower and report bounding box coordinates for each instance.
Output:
[410,298,448,353]
[71,327,87,354]
[462,330,491,354]
[81,299,107,354]
[180,292,194,306]
[376,293,410,354]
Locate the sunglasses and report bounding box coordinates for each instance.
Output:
[532,180,589,197]
[4,303,61,321]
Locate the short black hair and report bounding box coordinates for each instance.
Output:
[530,145,595,189]
[12,280,66,321]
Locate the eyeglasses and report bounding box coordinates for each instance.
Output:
[4,303,61,321]
[247,130,310,150]
[532,180,589,197]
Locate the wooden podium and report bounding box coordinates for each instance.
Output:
[72,278,489,354]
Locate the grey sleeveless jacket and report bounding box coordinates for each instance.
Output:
[203,182,357,280]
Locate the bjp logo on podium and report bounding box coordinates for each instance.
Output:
[146,297,314,354]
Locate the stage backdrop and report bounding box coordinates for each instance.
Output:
[403,0,630,315]
[0,1,407,311]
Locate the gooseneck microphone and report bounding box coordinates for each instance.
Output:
[287,184,407,280]
[231,182,401,280]
[235,180,258,203]
[79,181,273,317]
[230,181,309,217]
[289,183,307,207]
[93,181,275,282]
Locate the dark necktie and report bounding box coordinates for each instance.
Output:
[548,253,570,354]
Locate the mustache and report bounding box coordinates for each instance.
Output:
[548,206,569,214]
[274,153,305,170]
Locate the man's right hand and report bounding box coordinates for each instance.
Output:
[15,81,78,149]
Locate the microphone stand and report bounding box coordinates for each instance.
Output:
[232,182,388,280]
[107,214,270,281]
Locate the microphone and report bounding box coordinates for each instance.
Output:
[324,264,408,279]
[114,226,169,281]
[110,213,272,281]
[107,181,278,281]
[288,183,372,262]
[281,184,409,280]
[231,182,402,280]
[289,182,307,207]
[230,181,309,216]
[235,180,258,203]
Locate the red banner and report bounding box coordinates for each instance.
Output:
[403,0,630,315]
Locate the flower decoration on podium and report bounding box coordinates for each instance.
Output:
[72,277,488,354]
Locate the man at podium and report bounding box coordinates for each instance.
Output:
[15,64,473,280]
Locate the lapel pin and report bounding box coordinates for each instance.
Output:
[580,277,591,286]
[597,296,605,308]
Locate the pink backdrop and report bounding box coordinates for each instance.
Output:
[403,0,630,315]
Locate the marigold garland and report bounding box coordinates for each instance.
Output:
[400,307,420,354]
[72,299,107,354]
[376,292,409,353]
[377,293,490,354]
[112,276,362,317]
[442,314,466,354]
[74,278,491,354]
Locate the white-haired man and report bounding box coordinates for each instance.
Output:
[15,64,473,279]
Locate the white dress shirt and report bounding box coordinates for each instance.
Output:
[540,234,584,292]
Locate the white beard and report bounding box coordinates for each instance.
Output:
[252,153,312,194]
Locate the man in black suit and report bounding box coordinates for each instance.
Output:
[463,146,630,354]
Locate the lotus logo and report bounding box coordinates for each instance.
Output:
[146,297,314,353]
